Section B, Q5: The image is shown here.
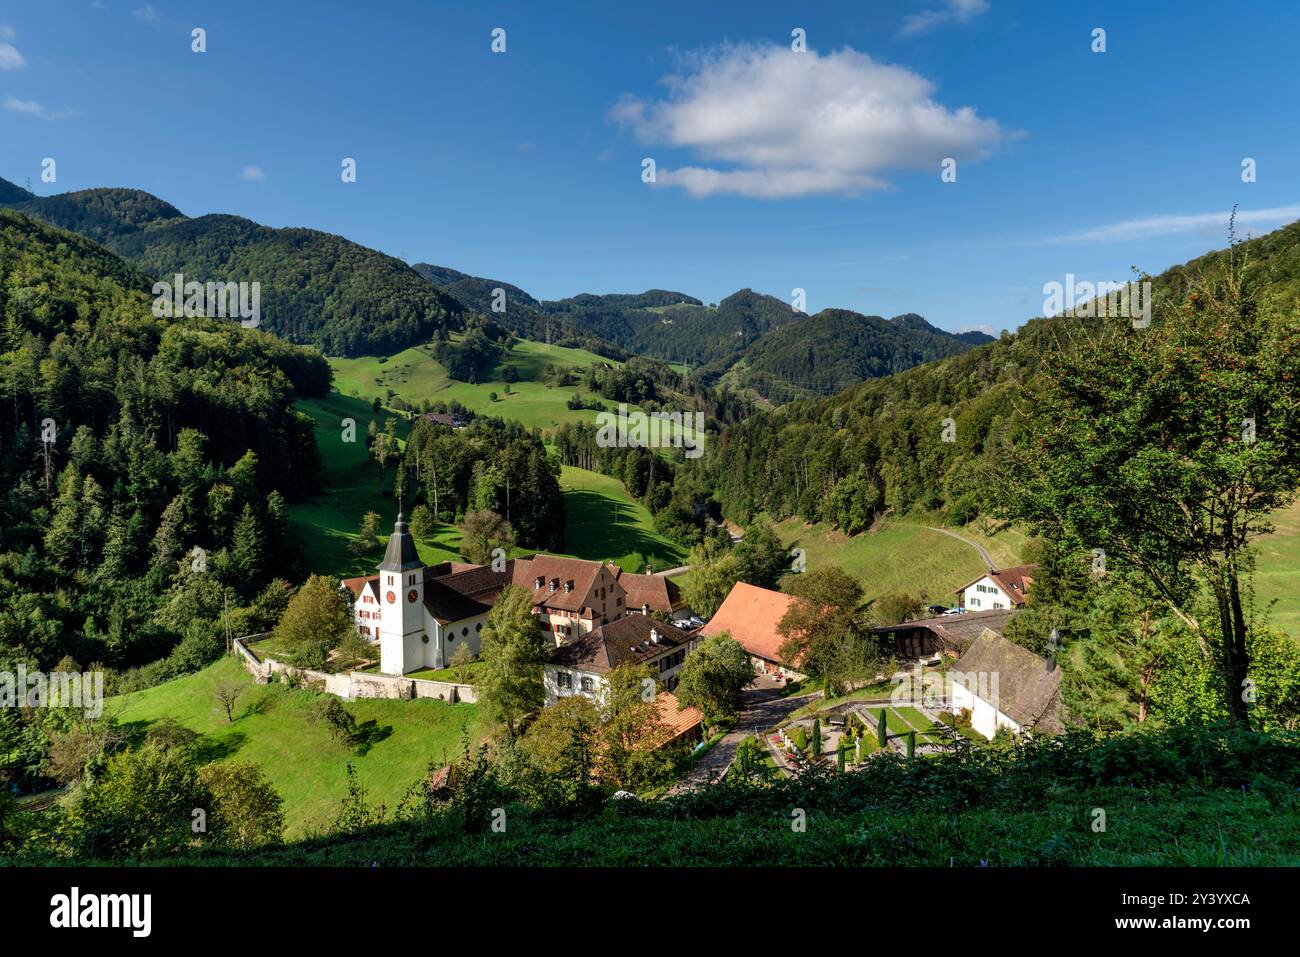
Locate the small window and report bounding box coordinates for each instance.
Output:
[581,676,594,692]
[557,672,571,690]
[475,622,482,632]
[462,627,469,637]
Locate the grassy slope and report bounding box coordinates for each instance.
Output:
[164,786,1296,866]
[287,392,465,578]
[775,517,1025,606]
[1252,500,1300,635]
[329,337,620,432]
[776,506,1298,637]
[558,465,687,572]
[110,658,486,839]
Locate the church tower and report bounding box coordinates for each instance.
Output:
[377,513,425,675]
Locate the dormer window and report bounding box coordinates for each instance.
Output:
[550,577,559,590]
[535,576,544,589]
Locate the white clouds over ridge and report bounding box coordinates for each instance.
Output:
[612,43,1005,199]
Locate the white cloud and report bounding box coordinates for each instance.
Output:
[133,4,159,23]
[242,165,265,181]
[0,24,24,70]
[900,0,990,37]
[612,43,1004,199]
[4,97,80,121]
[1046,205,1300,244]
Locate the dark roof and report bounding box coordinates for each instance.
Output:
[435,561,515,603]
[379,514,422,572]
[951,629,1063,733]
[615,570,684,614]
[423,578,491,624]
[550,615,694,674]
[872,608,1015,654]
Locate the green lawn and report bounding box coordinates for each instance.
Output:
[776,517,1023,607]
[404,660,487,683]
[109,657,487,839]
[558,465,687,573]
[891,705,945,744]
[329,338,623,432]
[1253,500,1300,637]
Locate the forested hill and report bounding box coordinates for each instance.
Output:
[411,262,629,359]
[0,177,34,205]
[410,267,990,404]
[705,218,1300,533]
[701,307,994,404]
[0,178,467,357]
[541,287,794,367]
[0,209,329,676]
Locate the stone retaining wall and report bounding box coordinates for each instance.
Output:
[230,635,477,704]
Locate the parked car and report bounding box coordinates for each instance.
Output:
[925,604,947,616]
[942,607,963,616]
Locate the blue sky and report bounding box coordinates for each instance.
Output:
[2,0,1299,336]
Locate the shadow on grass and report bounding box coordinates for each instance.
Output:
[352,720,393,756]
[561,488,685,568]
[191,731,248,764]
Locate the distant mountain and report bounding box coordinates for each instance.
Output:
[0,174,989,384]
[412,262,627,359]
[706,308,995,404]
[0,178,34,205]
[1,179,466,357]
[414,260,991,403]
[536,287,800,367]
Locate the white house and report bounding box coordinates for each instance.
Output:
[948,628,1063,739]
[543,614,699,706]
[955,564,1038,611]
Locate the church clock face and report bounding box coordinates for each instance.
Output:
[385,591,396,604]
[407,590,418,603]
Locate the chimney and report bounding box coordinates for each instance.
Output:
[642,603,650,616]
[650,628,660,644]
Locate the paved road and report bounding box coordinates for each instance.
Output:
[922,526,994,570]
[668,676,820,794]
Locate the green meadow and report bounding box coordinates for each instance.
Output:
[110,657,487,838]
[1252,500,1300,636]
[286,392,465,579]
[774,517,1017,607]
[329,337,622,432]
[558,465,687,573]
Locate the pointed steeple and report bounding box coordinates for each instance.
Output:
[379,512,422,571]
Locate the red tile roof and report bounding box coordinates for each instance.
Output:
[954,564,1039,607]
[641,692,704,748]
[341,575,380,600]
[700,582,798,665]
